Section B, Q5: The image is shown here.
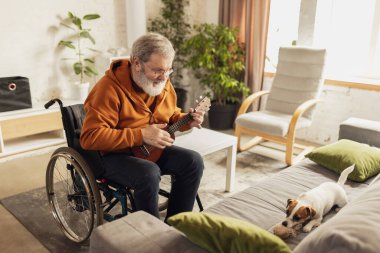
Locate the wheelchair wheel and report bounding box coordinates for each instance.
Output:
[46,147,103,243]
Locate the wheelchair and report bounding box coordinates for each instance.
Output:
[44,98,203,243]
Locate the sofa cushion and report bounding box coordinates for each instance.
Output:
[305,139,380,182]
[167,212,291,253]
[293,178,380,253]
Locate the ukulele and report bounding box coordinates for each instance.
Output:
[131,96,211,162]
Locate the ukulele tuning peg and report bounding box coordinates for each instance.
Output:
[200,95,203,99]
[195,99,199,103]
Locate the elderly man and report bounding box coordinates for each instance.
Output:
[80,33,205,219]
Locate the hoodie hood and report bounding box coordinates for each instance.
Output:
[105,59,171,113]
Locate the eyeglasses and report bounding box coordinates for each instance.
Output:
[142,63,174,78]
[154,68,174,78]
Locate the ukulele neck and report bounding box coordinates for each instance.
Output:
[167,113,193,135]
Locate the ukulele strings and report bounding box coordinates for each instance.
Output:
[142,113,194,153]
[140,97,207,154]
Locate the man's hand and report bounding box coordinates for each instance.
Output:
[188,108,205,129]
[141,123,174,149]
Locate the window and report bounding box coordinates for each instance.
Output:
[266,0,380,82]
[265,0,301,72]
[314,0,380,80]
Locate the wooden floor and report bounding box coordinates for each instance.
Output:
[0,147,54,253]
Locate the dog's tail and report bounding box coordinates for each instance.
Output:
[337,164,355,186]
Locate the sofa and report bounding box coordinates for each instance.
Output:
[90,117,380,253]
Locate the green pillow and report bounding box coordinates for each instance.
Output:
[167,212,291,253]
[305,139,380,182]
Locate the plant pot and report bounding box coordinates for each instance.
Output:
[208,102,238,130]
[73,82,90,102]
[175,87,188,110]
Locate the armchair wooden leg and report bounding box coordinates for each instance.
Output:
[236,126,264,152]
[286,141,315,166]
[235,127,242,151]
[285,139,295,166]
[240,136,264,152]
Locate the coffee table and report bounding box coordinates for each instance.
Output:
[175,128,237,192]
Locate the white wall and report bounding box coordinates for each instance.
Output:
[0,0,129,103]
[302,85,380,144]
[0,0,218,105]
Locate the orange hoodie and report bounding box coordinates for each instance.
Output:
[80,59,188,152]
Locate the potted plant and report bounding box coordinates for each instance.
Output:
[58,11,100,100]
[148,0,191,109]
[183,23,250,129]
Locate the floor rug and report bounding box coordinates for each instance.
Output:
[1,149,287,253]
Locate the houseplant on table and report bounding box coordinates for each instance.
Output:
[148,0,192,109]
[183,23,249,129]
[58,11,100,101]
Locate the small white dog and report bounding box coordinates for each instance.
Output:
[282,165,354,233]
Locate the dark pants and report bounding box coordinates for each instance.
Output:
[101,145,204,219]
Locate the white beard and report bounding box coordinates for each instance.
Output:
[134,69,166,96]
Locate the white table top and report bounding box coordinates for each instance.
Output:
[174,128,237,156]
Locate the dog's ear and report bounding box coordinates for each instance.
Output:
[287,199,298,207]
[286,199,297,217]
[306,206,317,218]
[287,199,295,207]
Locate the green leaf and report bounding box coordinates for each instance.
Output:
[80,31,95,44]
[87,48,102,53]
[84,58,95,63]
[60,22,75,31]
[72,16,82,30]
[83,14,100,20]
[85,66,98,75]
[58,40,75,49]
[183,23,248,104]
[84,69,92,77]
[60,57,76,61]
[73,62,83,75]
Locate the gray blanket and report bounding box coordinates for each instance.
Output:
[205,159,371,249]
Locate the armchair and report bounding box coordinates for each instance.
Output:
[235,46,326,165]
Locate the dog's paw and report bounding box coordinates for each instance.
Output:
[294,224,303,231]
[303,222,321,233]
[302,226,312,233]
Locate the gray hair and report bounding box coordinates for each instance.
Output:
[130,33,175,63]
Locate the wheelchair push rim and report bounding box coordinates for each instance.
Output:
[46,147,103,243]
